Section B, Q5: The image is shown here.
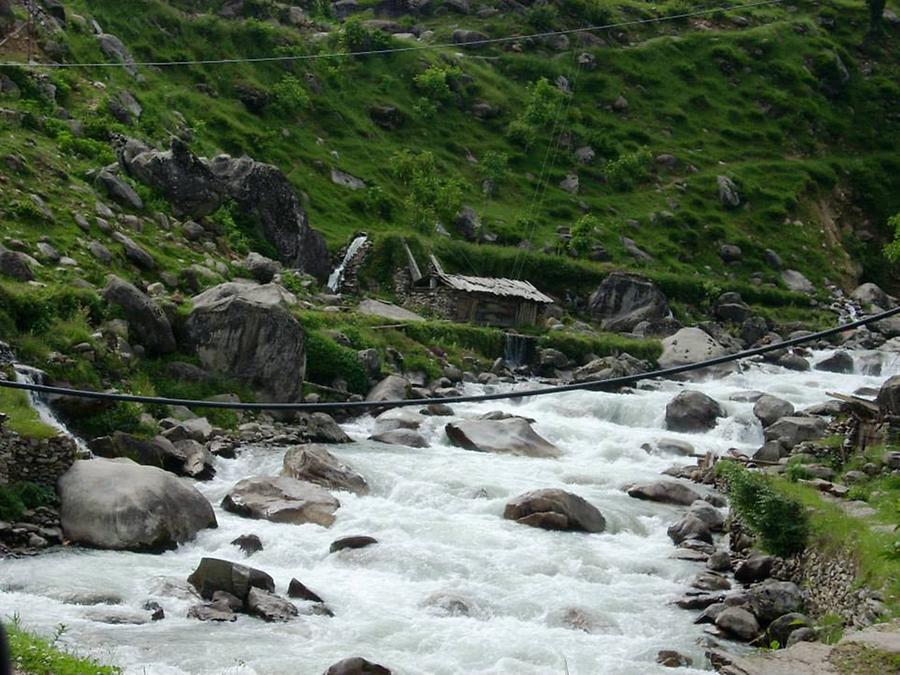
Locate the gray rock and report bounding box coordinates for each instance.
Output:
[688,500,725,531]
[753,395,795,428]
[223,476,339,526]
[587,273,671,332]
[766,612,811,646]
[288,578,324,603]
[785,626,816,647]
[36,242,61,263]
[503,489,606,533]
[330,168,366,190]
[665,390,725,432]
[851,282,892,309]
[668,515,713,544]
[96,170,143,210]
[445,418,561,458]
[734,553,775,584]
[182,221,205,241]
[185,282,305,402]
[370,429,429,447]
[88,241,112,263]
[573,354,648,384]
[97,33,137,76]
[330,535,377,553]
[187,604,237,622]
[245,252,280,283]
[453,206,481,240]
[59,458,217,551]
[299,412,353,444]
[777,353,811,371]
[0,247,35,281]
[246,587,298,622]
[366,375,410,405]
[781,269,814,294]
[707,551,731,572]
[324,657,391,675]
[763,248,783,269]
[692,571,731,591]
[110,231,155,269]
[657,650,693,668]
[716,606,759,640]
[659,327,735,376]
[282,444,369,495]
[753,441,787,462]
[815,351,853,374]
[717,175,741,208]
[748,580,803,623]
[187,557,274,600]
[764,416,826,449]
[559,174,579,194]
[451,29,489,46]
[719,244,742,263]
[90,432,213,480]
[102,275,175,354]
[231,533,263,556]
[626,480,701,506]
[876,374,900,416]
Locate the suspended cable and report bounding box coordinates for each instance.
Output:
[1,305,896,413]
[0,0,784,69]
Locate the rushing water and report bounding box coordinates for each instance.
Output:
[0,349,896,674]
[326,235,368,293]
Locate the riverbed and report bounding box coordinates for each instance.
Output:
[0,349,894,674]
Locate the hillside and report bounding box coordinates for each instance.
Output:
[0,0,897,435]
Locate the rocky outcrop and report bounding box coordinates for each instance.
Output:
[665,390,725,432]
[207,154,330,280]
[445,418,561,458]
[503,489,606,532]
[587,273,671,332]
[58,459,217,551]
[222,476,340,526]
[102,275,176,354]
[282,444,368,495]
[184,282,305,402]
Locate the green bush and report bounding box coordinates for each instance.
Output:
[602,147,653,191]
[413,64,461,104]
[717,462,809,557]
[0,481,55,520]
[390,150,465,231]
[304,331,369,394]
[539,331,662,363]
[271,75,310,116]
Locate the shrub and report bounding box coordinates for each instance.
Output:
[304,331,369,394]
[0,481,55,520]
[602,147,652,191]
[413,64,461,104]
[340,17,393,52]
[271,75,310,116]
[717,462,809,557]
[526,4,558,30]
[390,150,465,231]
[569,214,602,257]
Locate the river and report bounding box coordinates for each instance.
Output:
[0,349,894,674]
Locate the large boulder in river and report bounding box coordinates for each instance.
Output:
[876,374,900,416]
[324,658,392,675]
[184,282,305,402]
[665,391,725,432]
[102,275,176,354]
[752,395,794,428]
[445,418,561,458]
[58,458,217,551]
[119,137,225,218]
[207,154,330,280]
[187,557,275,601]
[763,416,826,449]
[815,351,853,374]
[366,375,410,405]
[658,327,735,377]
[282,444,369,495]
[222,476,340,526]
[626,480,701,506]
[503,489,605,532]
[587,273,671,332]
[90,432,214,480]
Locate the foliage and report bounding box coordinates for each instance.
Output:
[717,461,809,557]
[270,75,310,116]
[73,402,149,439]
[569,214,602,257]
[403,321,505,359]
[538,331,662,362]
[210,201,278,259]
[304,331,369,394]
[0,387,57,439]
[0,481,55,521]
[479,151,510,187]
[413,64,461,104]
[883,212,900,262]
[339,17,393,52]
[7,620,121,674]
[602,148,653,191]
[390,150,465,231]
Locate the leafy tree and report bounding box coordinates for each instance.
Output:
[883,212,900,261]
[391,150,465,231]
[270,75,310,116]
[413,64,461,104]
[602,147,653,191]
[569,214,602,256]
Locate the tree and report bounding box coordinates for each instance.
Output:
[882,211,900,262]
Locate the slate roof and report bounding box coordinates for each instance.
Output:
[429,255,554,304]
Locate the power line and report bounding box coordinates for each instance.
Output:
[2,305,896,413]
[0,0,784,70]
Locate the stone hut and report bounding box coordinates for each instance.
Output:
[401,246,553,327]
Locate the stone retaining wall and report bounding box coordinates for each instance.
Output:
[0,427,77,489]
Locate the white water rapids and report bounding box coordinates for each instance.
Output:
[0,349,896,674]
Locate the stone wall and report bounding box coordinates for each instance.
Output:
[0,426,78,489]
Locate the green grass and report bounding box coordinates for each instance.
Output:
[6,621,120,675]
[0,388,56,439]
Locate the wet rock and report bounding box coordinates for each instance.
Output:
[102,275,175,354]
[288,578,324,603]
[370,429,429,448]
[185,282,305,403]
[211,590,244,612]
[90,432,213,480]
[223,476,339,526]
[282,444,368,495]
[753,395,795,428]
[503,489,606,533]
[627,481,701,506]
[695,602,726,624]
[143,601,165,621]
[716,606,759,641]
[658,327,735,377]
[573,354,648,384]
[445,418,561,458]
[707,550,731,572]
[668,515,713,545]
[423,592,473,617]
[815,351,853,374]
[299,412,353,444]
[675,592,724,610]
[330,535,377,553]
[187,557,274,601]
[688,500,725,531]
[692,571,731,591]
[59,459,216,551]
[547,607,608,633]
[84,608,151,625]
[766,612,811,646]
[876,374,900,416]
[246,587,298,622]
[734,553,775,584]
[665,391,725,433]
[657,650,693,668]
[231,534,264,556]
[764,416,826,449]
[777,353,811,371]
[748,580,803,623]
[187,603,237,622]
[324,657,391,675]
[587,273,671,332]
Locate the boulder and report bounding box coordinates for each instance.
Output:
[231,533,264,556]
[187,557,274,600]
[764,416,826,449]
[815,351,853,374]
[876,374,900,416]
[0,247,35,281]
[187,604,237,622]
[95,169,143,210]
[717,175,741,208]
[331,168,366,190]
[369,429,429,447]
[747,580,803,623]
[445,418,561,458]
[453,206,481,240]
[288,578,324,603]
[207,154,330,280]
[184,282,305,402]
[715,606,759,641]
[777,353,810,371]
[451,29,489,46]
[573,354,648,384]
[330,535,378,553]
[58,458,217,551]
[282,444,369,495]
[246,587,298,622]
[626,480,701,506]
[658,327,735,377]
[244,252,280,283]
[665,391,725,432]
[324,658,391,675]
[503,489,605,533]
[719,244,743,263]
[299,412,353,444]
[734,553,776,584]
[688,500,725,531]
[667,515,712,544]
[766,612,811,647]
[851,282,892,309]
[90,432,213,480]
[366,375,410,405]
[111,231,155,270]
[103,274,176,354]
[781,269,814,294]
[752,395,795,428]
[119,137,225,218]
[222,476,339,526]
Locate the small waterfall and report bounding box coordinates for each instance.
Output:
[504,332,537,367]
[326,234,368,293]
[13,363,88,451]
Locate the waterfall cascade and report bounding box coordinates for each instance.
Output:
[326,234,368,293]
[504,333,538,367]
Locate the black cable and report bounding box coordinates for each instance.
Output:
[2,306,897,413]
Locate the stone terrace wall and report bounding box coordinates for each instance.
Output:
[0,426,77,489]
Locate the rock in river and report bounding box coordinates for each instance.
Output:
[282,444,369,495]
[503,489,606,533]
[665,390,725,433]
[626,480,701,506]
[324,657,392,675]
[222,476,340,526]
[445,418,561,458]
[187,557,274,601]
[58,458,217,551]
